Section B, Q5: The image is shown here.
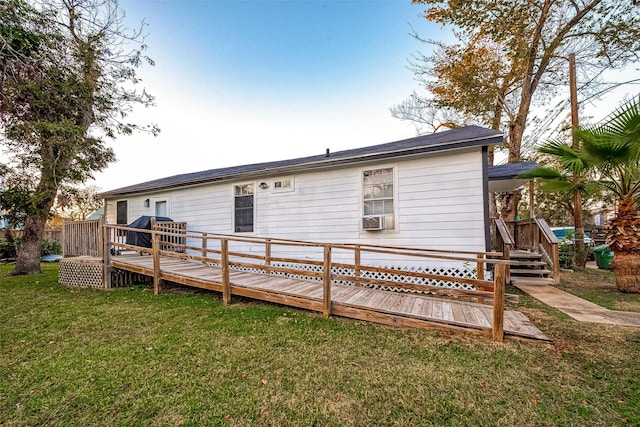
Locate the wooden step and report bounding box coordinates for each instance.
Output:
[510,251,543,261]
[510,276,555,286]
[511,260,547,267]
[510,268,552,276]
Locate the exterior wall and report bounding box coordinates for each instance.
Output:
[105,147,486,268]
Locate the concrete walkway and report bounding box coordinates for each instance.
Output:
[514,283,640,328]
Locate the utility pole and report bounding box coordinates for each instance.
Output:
[569,53,586,266]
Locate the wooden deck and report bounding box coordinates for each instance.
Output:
[111,254,550,342]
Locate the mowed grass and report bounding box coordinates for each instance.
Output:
[1,264,639,426]
[557,267,640,312]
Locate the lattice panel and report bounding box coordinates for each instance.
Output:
[206,262,266,275]
[271,262,485,292]
[59,258,104,288]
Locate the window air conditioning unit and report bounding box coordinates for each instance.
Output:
[362,215,385,231]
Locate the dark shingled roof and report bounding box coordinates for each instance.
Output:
[488,161,539,180]
[102,125,504,197]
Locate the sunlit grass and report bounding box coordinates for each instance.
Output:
[557,267,640,312]
[1,263,639,426]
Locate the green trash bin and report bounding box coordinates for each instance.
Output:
[592,244,614,269]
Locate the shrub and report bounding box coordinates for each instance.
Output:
[41,239,62,256]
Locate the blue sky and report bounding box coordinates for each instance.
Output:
[92,0,437,191]
[90,0,639,192]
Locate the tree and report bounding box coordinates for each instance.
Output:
[396,1,640,220]
[0,0,157,274]
[577,95,640,292]
[55,185,103,221]
[519,138,600,267]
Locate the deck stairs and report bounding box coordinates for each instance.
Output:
[509,250,555,286]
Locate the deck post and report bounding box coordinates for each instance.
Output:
[354,245,361,286]
[552,243,560,285]
[476,254,484,281]
[323,245,332,317]
[152,228,161,295]
[265,239,272,266]
[201,233,208,259]
[221,239,231,305]
[103,223,112,289]
[492,263,506,342]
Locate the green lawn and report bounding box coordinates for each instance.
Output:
[1,263,639,426]
[557,267,640,312]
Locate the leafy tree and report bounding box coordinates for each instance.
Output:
[519,138,599,267]
[395,0,640,220]
[55,185,103,221]
[0,0,157,274]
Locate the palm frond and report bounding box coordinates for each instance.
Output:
[517,166,563,180]
[537,139,587,176]
[539,179,576,194]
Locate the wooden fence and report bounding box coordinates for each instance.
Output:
[3,229,62,242]
[62,219,187,258]
[62,219,104,257]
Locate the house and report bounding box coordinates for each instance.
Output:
[101,126,527,271]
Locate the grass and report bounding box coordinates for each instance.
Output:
[1,264,640,426]
[557,267,640,312]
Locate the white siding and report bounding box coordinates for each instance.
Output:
[105,147,487,268]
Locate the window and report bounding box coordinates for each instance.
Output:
[363,168,394,228]
[234,184,254,232]
[155,200,167,217]
[116,200,128,225]
[273,177,294,193]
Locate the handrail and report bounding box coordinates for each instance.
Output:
[101,222,512,341]
[534,218,560,284]
[534,218,559,244]
[493,218,514,285]
[494,218,515,246]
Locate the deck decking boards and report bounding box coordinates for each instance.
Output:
[110,254,549,342]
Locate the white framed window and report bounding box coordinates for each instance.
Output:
[234,184,254,232]
[155,200,167,217]
[273,177,294,193]
[363,167,395,229]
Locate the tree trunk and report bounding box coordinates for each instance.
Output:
[606,199,640,293]
[499,190,521,222]
[11,212,48,275]
[611,253,640,293]
[10,175,58,275]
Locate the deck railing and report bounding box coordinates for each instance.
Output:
[494,217,560,285]
[62,219,104,257]
[493,218,514,285]
[103,223,512,341]
[505,218,560,284]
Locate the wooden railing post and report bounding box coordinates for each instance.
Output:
[492,263,506,342]
[221,239,231,305]
[103,224,112,289]
[354,245,361,286]
[98,218,105,258]
[504,244,511,286]
[265,238,272,266]
[476,254,485,281]
[323,245,332,317]
[552,244,560,284]
[152,228,161,295]
[201,233,208,259]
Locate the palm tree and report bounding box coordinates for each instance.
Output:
[578,95,640,292]
[519,140,597,268]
